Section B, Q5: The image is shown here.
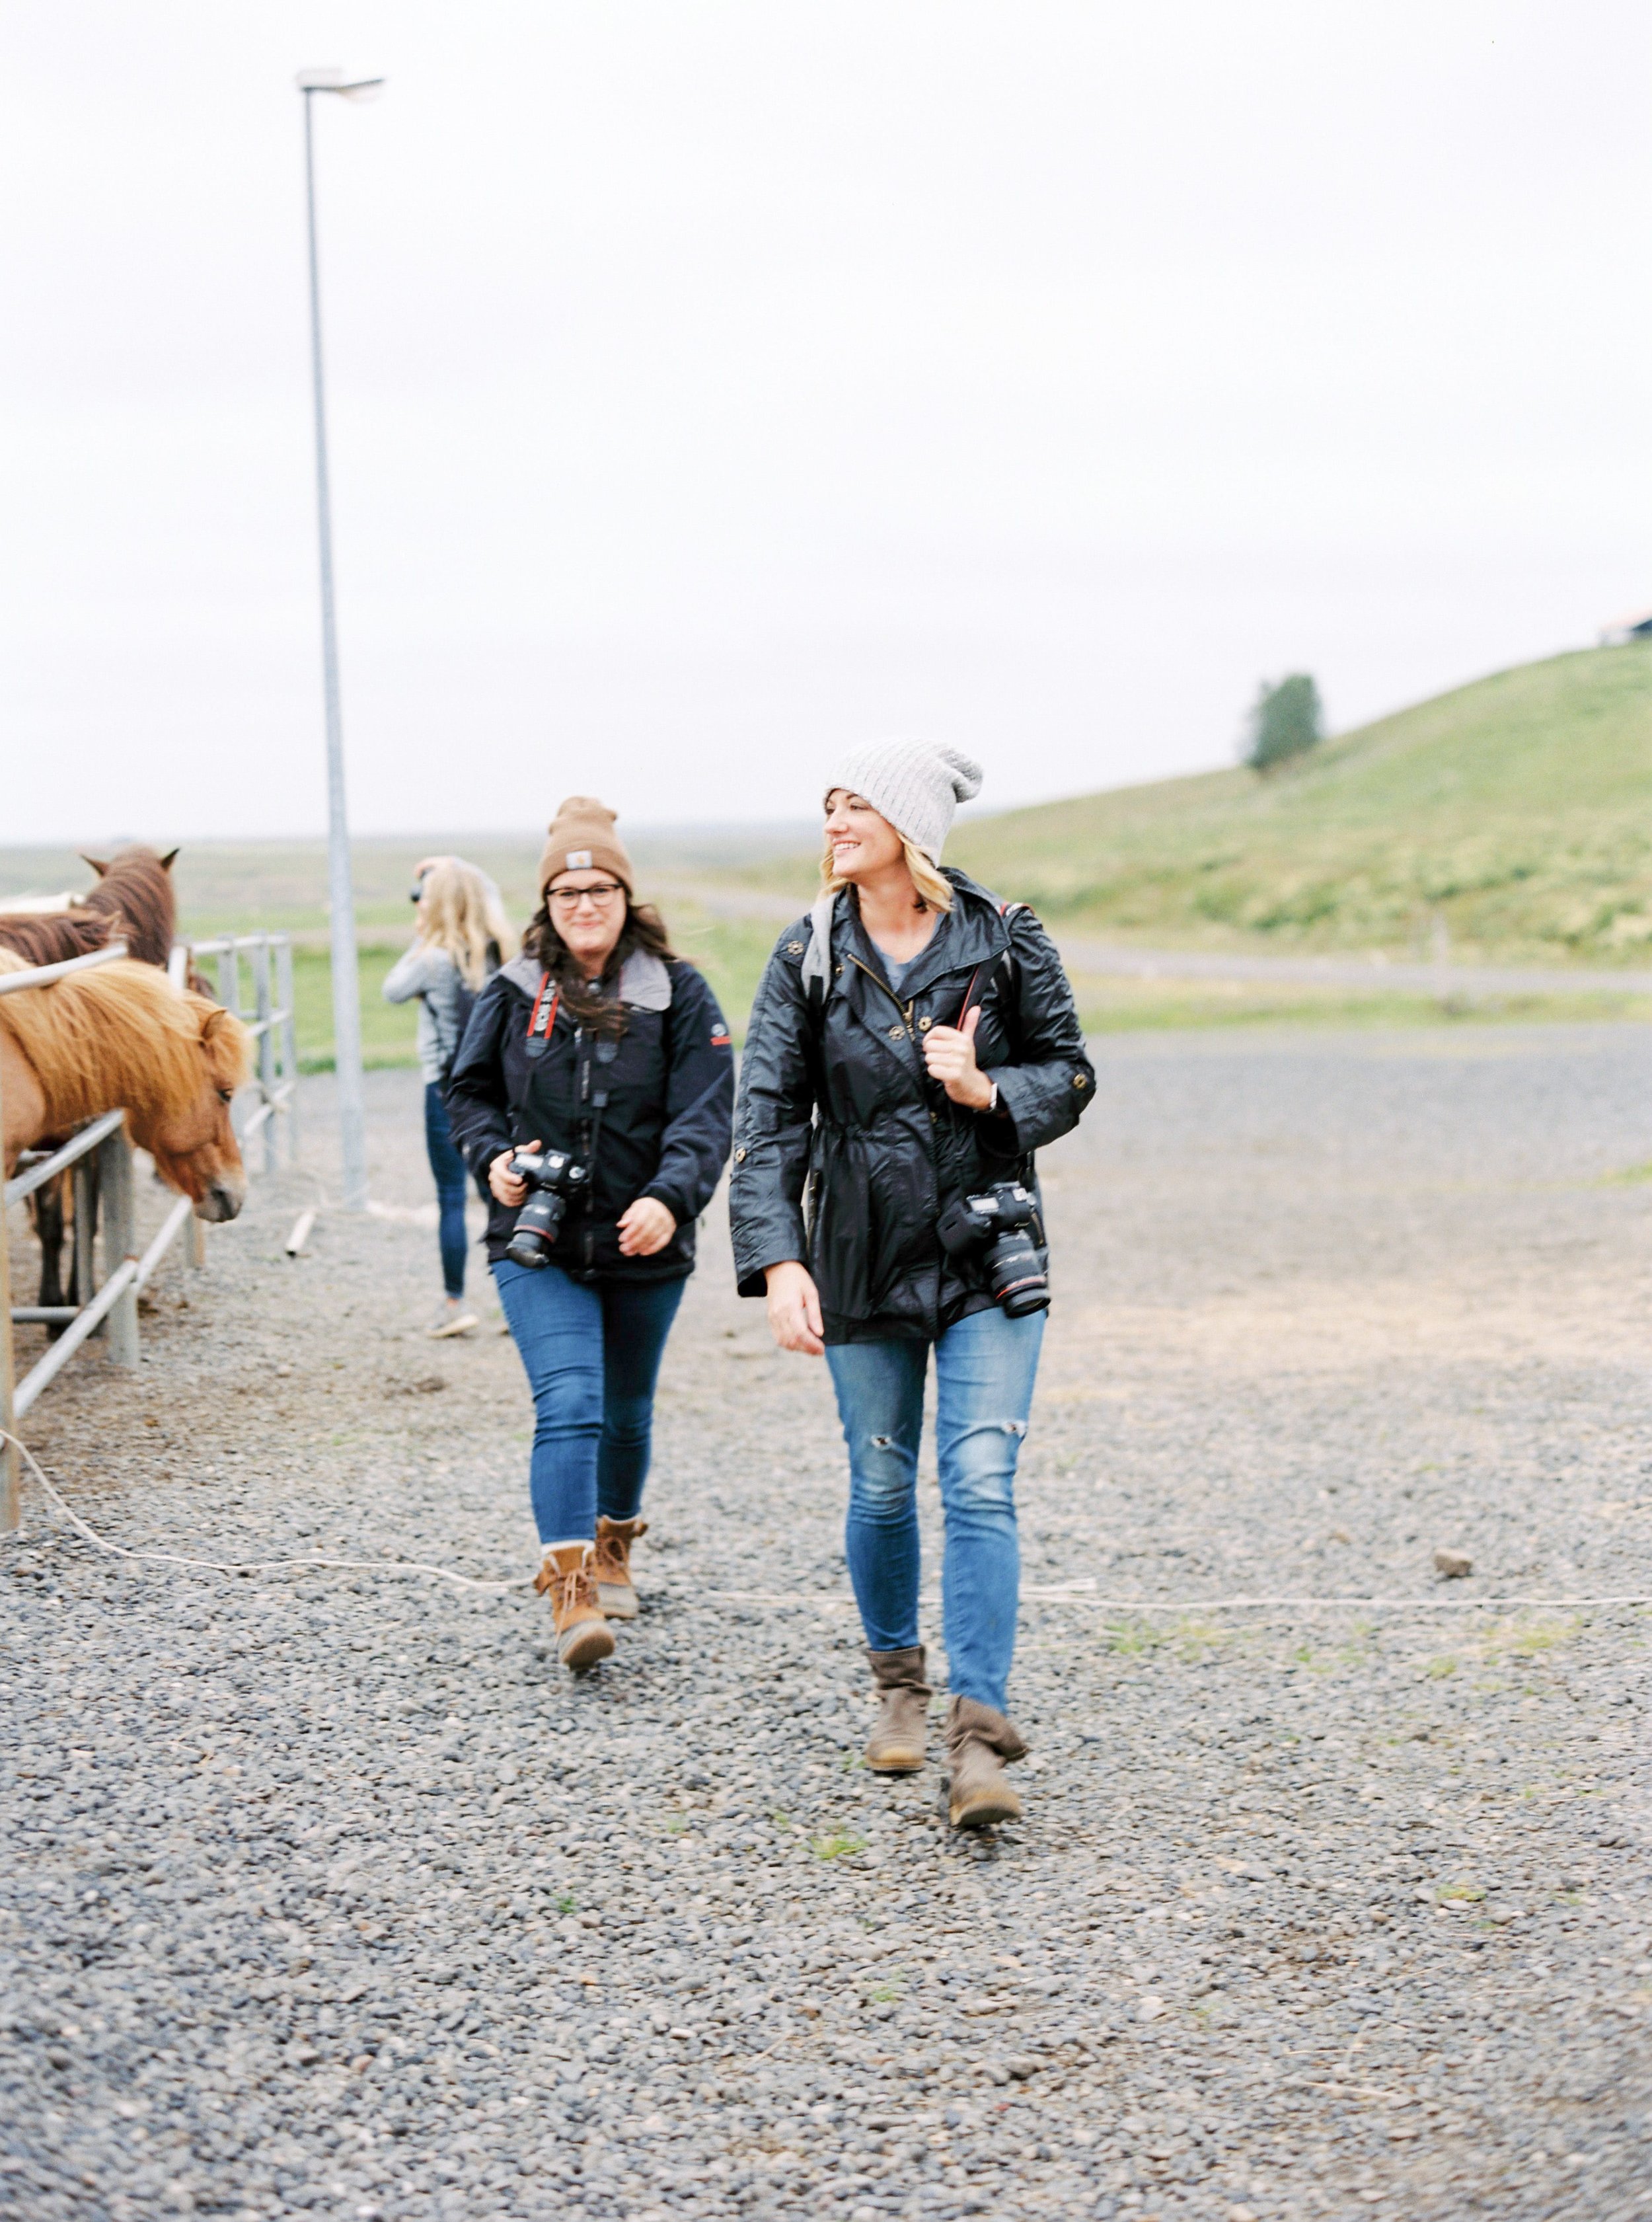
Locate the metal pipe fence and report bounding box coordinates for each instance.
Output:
[0,931,299,1530]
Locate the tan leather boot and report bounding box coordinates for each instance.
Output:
[533,1545,615,1670]
[593,1515,648,1620]
[865,1646,931,1773]
[945,1696,1027,1828]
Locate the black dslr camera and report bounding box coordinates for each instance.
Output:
[503,1150,591,1269]
[936,1181,1049,1317]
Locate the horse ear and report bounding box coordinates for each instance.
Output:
[159,849,179,872]
[202,1003,253,1083]
[81,854,111,878]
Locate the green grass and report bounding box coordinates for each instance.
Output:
[809,1829,869,1861]
[941,642,1652,965]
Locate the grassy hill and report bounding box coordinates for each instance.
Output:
[944,642,1652,965]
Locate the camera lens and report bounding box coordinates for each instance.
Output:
[983,1225,1049,1317]
[504,1188,566,1270]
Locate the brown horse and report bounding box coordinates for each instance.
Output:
[0,955,251,1221]
[0,845,182,972]
[0,847,191,1307]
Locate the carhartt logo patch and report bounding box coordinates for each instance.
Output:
[566,849,593,870]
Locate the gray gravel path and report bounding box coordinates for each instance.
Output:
[4,1028,1651,2222]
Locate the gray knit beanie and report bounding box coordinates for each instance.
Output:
[823,739,984,862]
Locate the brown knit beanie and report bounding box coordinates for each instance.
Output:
[536,797,634,897]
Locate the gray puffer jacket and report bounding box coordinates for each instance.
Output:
[729,871,1096,1344]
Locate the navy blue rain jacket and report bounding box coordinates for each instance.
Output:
[444,949,734,1282]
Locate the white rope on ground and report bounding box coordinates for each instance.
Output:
[1,1433,529,1594]
[5,1434,1650,1616]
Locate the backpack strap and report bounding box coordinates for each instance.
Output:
[798,889,838,1015]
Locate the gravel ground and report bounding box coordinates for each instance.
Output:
[4,1026,1651,2222]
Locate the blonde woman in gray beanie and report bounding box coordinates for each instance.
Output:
[730,740,1096,1828]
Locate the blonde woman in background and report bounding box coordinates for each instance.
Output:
[384,856,513,1336]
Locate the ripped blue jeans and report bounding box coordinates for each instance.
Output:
[825,1307,1044,1716]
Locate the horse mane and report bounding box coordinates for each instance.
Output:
[81,847,179,970]
[0,909,110,969]
[0,954,250,1128]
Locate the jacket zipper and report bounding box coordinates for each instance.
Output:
[845,954,948,1302]
[575,1026,595,1266]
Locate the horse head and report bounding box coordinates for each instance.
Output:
[135,997,253,1222]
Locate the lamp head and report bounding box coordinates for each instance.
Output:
[295,66,386,101]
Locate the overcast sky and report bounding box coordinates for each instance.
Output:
[5,2,1649,843]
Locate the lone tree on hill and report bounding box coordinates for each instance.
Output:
[1246,673,1324,772]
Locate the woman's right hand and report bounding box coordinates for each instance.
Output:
[490,1141,537,1207]
[765,1260,825,1357]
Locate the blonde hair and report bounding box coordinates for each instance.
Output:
[821,835,954,913]
[416,860,513,991]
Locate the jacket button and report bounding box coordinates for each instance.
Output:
[1072,1073,1088,1090]
[734,1146,747,1162]
[786,940,804,955]
[888,1025,905,1040]
[917,1015,932,1031]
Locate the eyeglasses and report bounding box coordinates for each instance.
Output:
[548,882,625,911]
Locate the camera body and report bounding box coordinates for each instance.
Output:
[503,1149,591,1269]
[935,1180,1049,1317]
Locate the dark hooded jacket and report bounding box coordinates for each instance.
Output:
[444,948,734,1281]
[729,871,1095,1342]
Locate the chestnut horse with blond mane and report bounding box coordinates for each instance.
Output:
[0,954,251,1221]
[0,845,204,1309]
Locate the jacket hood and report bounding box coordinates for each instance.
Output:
[498,948,673,1011]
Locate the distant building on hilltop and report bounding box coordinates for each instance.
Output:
[1598,605,1652,645]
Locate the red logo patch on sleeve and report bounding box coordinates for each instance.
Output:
[710,1030,732,1048]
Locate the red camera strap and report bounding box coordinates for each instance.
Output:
[526,974,561,1045]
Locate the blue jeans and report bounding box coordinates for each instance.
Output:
[493,1258,687,1546]
[826,1307,1044,1716]
[424,1083,470,1299]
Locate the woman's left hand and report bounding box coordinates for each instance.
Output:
[923,1006,994,1110]
[617,1196,677,1257]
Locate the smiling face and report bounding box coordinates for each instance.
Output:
[546,868,630,976]
[824,790,906,884]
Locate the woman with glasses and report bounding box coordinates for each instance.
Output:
[445,798,735,1669]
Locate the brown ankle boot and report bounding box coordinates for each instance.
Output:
[593,1515,648,1620]
[865,1646,931,1773]
[533,1545,616,1670]
[945,1696,1027,1828]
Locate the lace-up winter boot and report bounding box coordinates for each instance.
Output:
[534,1545,615,1670]
[593,1515,648,1620]
[945,1696,1027,1828]
[865,1646,931,1773]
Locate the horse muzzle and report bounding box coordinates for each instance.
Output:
[194,1173,247,1224]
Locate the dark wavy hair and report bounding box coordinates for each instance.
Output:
[521,896,679,1037]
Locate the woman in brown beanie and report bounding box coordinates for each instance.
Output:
[445,799,735,1667]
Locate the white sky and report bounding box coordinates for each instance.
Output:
[5,3,1649,841]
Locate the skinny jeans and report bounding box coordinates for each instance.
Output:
[825,1306,1043,1716]
[493,1258,686,1546]
[423,1083,471,1299]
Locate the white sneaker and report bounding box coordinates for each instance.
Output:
[428,1298,479,1338]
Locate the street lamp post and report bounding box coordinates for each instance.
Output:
[296,66,383,1211]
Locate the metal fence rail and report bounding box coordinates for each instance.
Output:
[178,933,299,1170]
[1,930,300,1529]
